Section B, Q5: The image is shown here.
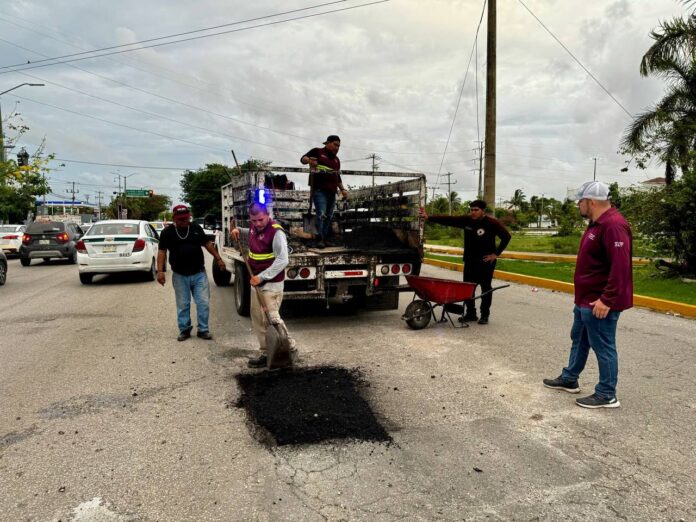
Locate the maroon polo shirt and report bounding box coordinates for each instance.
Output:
[574,207,633,311]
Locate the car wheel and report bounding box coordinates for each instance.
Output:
[0,261,6,285]
[79,273,93,285]
[20,257,30,267]
[68,250,77,264]
[146,258,156,281]
[234,262,251,317]
[212,258,231,286]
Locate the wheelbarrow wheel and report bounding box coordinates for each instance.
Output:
[404,300,432,330]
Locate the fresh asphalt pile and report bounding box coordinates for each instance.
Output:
[236,366,391,446]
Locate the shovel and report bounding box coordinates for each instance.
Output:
[235,239,293,370]
[302,169,319,236]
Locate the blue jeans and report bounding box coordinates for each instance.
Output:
[562,305,621,399]
[172,271,210,333]
[313,189,336,240]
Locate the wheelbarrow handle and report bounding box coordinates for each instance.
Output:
[472,284,510,300]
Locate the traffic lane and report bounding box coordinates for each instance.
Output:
[0,259,694,520]
[254,263,696,520]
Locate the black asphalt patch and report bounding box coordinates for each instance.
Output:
[235,366,391,446]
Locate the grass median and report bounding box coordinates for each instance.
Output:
[424,253,696,306]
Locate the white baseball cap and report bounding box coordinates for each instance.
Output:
[572,181,610,201]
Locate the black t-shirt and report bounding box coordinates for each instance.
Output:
[303,147,342,192]
[159,223,210,275]
[428,215,512,262]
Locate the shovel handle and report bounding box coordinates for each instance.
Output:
[234,238,272,319]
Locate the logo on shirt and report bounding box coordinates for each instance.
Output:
[614,241,624,248]
[476,228,485,236]
[588,233,596,241]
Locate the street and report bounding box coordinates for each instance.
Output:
[1,254,695,521]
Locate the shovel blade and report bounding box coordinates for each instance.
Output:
[266,325,293,369]
[303,213,318,235]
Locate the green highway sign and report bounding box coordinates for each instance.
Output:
[125,189,149,197]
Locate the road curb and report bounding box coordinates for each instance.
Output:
[424,244,651,265]
[423,258,696,319]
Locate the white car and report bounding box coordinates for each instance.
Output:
[0,224,26,256]
[76,220,158,284]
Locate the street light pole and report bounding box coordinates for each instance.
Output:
[122,173,138,219]
[0,83,45,163]
[593,157,597,182]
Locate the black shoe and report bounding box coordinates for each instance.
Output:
[317,241,326,248]
[458,314,478,323]
[197,331,213,340]
[177,330,191,342]
[477,317,489,325]
[576,393,620,409]
[247,355,268,368]
[543,376,580,394]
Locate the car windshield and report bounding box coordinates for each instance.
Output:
[0,225,21,233]
[27,222,65,233]
[88,223,140,236]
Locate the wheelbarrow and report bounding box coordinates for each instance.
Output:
[401,275,509,330]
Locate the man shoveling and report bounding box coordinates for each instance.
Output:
[231,203,296,368]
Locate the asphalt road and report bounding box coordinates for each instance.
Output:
[1,255,695,521]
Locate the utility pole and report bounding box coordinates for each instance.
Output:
[475,140,484,198]
[593,157,597,182]
[429,186,437,203]
[96,191,104,220]
[440,172,457,215]
[369,153,380,188]
[539,193,544,228]
[483,0,497,209]
[66,181,79,215]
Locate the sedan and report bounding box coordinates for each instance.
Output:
[76,220,158,284]
[0,251,6,285]
[0,224,26,257]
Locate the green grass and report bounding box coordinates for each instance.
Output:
[427,233,657,257]
[425,253,696,305]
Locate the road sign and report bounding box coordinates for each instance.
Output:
[125,189,149,197]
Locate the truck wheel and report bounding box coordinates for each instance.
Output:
[234,262,251,317]
[212,258,231,286]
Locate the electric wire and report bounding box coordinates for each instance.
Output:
[0,0,391,75]
[516,0,634,119]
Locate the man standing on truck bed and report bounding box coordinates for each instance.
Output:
[300,135,349,248]
[420,200,511,324]
[231,202,296,368]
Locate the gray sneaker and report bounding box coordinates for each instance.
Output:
[576,393,620,409]
[543,376,580,393]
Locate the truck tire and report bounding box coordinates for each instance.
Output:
[234,262,251,317]
[212,258,231,286]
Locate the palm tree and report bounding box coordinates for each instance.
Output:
[506,189,526,211]
[621,14,696,184]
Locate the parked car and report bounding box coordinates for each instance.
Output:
[19,221,84,266]
[149,221,168,236]
[0,251,7,285]
[192,217,216,243]
[76,219,159,284]
[0,224,26,257]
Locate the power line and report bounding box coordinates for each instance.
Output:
[434,0,487,190]
[516,0,634,119]
[0,1,350,71]
[0,0,391,75]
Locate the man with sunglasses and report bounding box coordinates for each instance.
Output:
[543,181,633,409]
[420,199,511,324]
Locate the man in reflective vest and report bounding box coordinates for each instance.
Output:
[232,202,296,368]
[300,135,349,247]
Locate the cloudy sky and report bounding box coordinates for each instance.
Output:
[0,0,689,208]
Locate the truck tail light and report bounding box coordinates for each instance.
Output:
[287,268,298,279]
[380,265,390,275]
[299,267,310,279]
[402,263,412,274]
[56,232,69,243]
[132,238,146,252]
[76,240,87,253]
[391,264,400,274]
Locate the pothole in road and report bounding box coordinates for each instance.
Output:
[235,366,391,446]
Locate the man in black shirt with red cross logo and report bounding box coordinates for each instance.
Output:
[421,200,511,324]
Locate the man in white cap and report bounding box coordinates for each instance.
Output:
[543,181,633,409]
